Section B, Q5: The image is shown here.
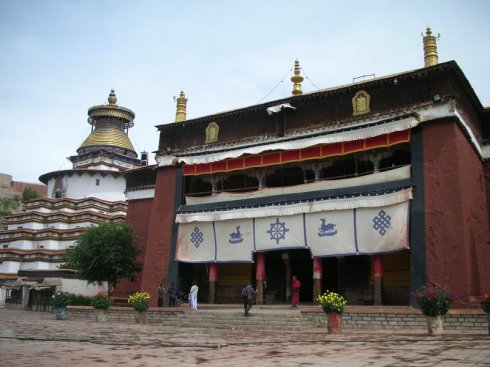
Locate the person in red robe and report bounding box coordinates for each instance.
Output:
[291,275,301,307]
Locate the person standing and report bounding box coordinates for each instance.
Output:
[291,275,301,307]
[168,283,177,307]
[241,283,256,316]
[157,282,166,307]
[189,282,199,310]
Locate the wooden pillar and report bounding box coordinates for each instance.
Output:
[283,253,291,302]
[313,257,323,302]
[373,255,383,305]
[209,263,218,304]
[256,252,265,305]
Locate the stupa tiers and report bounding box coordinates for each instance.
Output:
[0,91,143,306]
[119,29,490,308]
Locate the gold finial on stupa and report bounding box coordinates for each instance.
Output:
[108,89,117,105]
[422,27,440,67]
[174,90,188,122]
[291,59,304,96]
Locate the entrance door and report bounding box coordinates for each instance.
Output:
[264,249,313,304]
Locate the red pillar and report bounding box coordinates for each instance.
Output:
[139,167,178,307]
[373,255,383,305]
[313,257,323,302]
[256,252,265,304]
[209,263,218,304]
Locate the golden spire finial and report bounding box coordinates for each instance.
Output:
[174,90,188,122]
[422,27,440,67]
[108,89,117,105]
[291,59,304,96]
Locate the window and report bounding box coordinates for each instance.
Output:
[96,179,100,186]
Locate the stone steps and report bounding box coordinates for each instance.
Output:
[159,308,318,331]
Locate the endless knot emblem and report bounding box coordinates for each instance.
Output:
[372,210,391,236]
[191,227,204,248]
[267,218,289,244]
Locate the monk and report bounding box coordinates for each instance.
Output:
[291,275,301,307]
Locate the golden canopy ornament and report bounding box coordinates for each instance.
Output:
[175,90,188,122]
[422,27,440,67]
[291,59,304,96]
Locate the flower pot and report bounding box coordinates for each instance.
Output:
[426,315,443,336]
[55,307,67,320]
[135,310,147,324]
[326,312,342,334]
[95,309,108,322]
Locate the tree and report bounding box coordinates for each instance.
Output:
[62,222,142,296]
[22,187,41,201]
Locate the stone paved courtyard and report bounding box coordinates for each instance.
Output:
[1,308,489,366]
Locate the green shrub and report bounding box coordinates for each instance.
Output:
[91,293,111,310]
[66,294,92,306]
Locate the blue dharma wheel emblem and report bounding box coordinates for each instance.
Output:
[228,226,243,244]
[372,210,392,236]
[267,218,289,244]
[191,227,204,248]
[318,218,338,237]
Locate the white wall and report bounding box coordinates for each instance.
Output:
[46,172,126,201]
[61,278,107,296]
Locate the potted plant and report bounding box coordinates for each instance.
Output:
[52,291,71,320]
[128,291,150,323]
[317,290,347,334]
[415,282,456,336]
[91,292,111,322]
[480,294,490,335]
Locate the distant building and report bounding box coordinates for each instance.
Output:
[119,29,490,307]
[0,90,145,308]
[0,173,47,216]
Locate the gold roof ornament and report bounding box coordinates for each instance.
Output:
[291,59,304,96]
[79,89,136,154]
[422,27,440,67]
[352,90,371,116]
[205,122,219,144]
[175,90,188,122]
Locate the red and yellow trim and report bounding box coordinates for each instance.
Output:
[183,130,410,176]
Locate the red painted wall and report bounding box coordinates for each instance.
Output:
[116,198,153,296]
[423,119,490,304]
[139,167,178,306]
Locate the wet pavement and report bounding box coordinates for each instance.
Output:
[0,308,489,366]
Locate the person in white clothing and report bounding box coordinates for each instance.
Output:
[189,282,199,310]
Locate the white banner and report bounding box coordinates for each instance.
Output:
[175,201,410,263]
[305,210,357,257]
[255,215,307,251]
[214,219,254,262]
[355,202,409,254]
[175,222,216,262]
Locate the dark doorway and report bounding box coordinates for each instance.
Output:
[264,249,313,304]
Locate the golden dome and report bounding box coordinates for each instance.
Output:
[79,127,136,152]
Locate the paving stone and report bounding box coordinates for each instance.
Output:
[1,307,489,367]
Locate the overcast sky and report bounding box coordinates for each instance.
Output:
[1,0,489,184]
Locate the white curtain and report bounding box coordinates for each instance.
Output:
[175,200,410,263]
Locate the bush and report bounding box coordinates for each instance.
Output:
[128,292,150,311]
[317,290,347,314]
[91,293,111,310]
[415,282,456,317]
[52,292,71,308]
[67,294,93,306]
[481,294,490,314]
